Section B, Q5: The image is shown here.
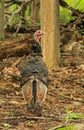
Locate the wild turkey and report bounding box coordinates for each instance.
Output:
[19,30,49,115]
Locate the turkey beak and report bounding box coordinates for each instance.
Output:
[42,32,46,35]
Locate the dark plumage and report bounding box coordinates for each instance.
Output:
[20,56,48,87]
[19,30,48,115]
[31,39,42,56]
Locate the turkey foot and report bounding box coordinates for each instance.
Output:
[27,104,42,116]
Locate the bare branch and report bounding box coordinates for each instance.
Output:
[4,6,22,29]
[5,0,12,3]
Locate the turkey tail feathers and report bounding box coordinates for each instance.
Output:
[32,79,37,104]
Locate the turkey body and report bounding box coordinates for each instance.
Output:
[19,39,48,114]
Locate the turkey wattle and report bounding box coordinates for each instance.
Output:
[19,30,48,115]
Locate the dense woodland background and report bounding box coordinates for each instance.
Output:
[0,0,84,69]
[0,0,84,130]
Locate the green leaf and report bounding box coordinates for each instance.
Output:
[64,112,84,120]
[56,124,84,130]
[3,123,11,129]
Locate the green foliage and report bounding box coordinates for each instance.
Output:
[48,124,84,130]
[25,6,30,17]
[64,107,84,121]
[64,112,84,120]
[12,14,20,24]
[48,108,84,130]
[10,4,17,12]
[66,0,84,11]
[3,123,11,129]
[60,7,71,23]
[50,108,84,130]
[56,124,84,130]
[76,0,84,11]
[60,0,84,23]
[57,125,78,130]
[8,4,20,25]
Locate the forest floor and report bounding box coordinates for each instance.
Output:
[0,31,84,130]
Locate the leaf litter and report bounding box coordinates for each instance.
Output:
[0,32,84,130]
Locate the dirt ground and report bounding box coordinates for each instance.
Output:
[0,32,84,130]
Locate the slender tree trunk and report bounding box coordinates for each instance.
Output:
[40,0,61,70]
[30,0,40,22]
[0,0,5,40]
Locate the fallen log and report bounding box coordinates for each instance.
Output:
[0,38,32,60]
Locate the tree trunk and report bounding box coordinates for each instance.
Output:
[30,0,40,22]
[40,0,61,70]
[20,2,27,21]
[0,0,5,39]
[0,39,32,60]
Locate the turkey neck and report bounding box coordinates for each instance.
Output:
[30,39,43,57]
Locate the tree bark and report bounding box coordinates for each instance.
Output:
[40,0,61,70]
[0,39,32,60]
[30,0,40,22]
[0,0,5,39]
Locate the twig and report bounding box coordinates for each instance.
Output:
[13,21,22,37]
[5,0,12,3]
[59,94,84,104]
[25,116,45,120]
[5,2,13,8]
[12,57,22,67]
[48,123,75,130]
[48,125,65,130]
[48,90,84,103]
[2,116,45,121]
